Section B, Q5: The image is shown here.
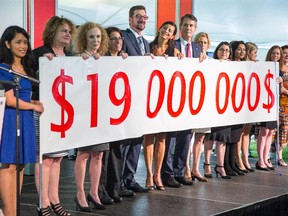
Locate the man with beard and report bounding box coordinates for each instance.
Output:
[118,5,150,197]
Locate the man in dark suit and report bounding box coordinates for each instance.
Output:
[161,14,203,188]
[119,5,150,196]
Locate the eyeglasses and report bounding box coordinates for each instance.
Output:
[110,37,124,41]
[218,48,230,53]
[134,14,149,20]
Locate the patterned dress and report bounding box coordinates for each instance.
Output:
[279,71,288,148]
[0,63,36,164]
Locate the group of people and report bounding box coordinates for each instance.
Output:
[0,4,287,216]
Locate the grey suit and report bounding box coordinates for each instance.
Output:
[122,28,150,56]
[120,28,150,188]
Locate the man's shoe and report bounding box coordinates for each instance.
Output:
[162,176,182,188]
[174,176,193,186]
[119,186,136,197]
[112,196,123,203]
[100,195,114,205]
[127,182,149,193]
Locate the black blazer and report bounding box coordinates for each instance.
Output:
[122,28,150,56]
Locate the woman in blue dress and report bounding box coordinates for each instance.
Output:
[0,26,44,216]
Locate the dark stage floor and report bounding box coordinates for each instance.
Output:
[5,150,288,216]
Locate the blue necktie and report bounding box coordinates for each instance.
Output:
[137,36,145,55]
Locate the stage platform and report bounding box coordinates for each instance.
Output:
[5,151,288,215]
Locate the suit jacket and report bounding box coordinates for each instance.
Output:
[174,38,202,58]
[122,28,150,56]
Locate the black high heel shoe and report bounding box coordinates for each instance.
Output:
[50,203,71,216]
[191,172,208,182]
[87,193,106,210]
[153,176,165,191]
[225,169,237,176]
[231,166,245,175]
[214,165,231,179]
[74,196,92,212]
[244,164,255,172]
[255,161,270,171]
[267,159,275,170]
[203,163,212,178]
[37,206,52,216]
[235,163,249,173]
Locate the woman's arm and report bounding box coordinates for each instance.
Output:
[5,90,44,113]
[174,48,184,59]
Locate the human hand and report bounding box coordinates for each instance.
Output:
[276,76,283,84]
[199,52,206,62]
[144,53,155,59]
[121,52,128,59]
[176,52,184,60]
[33,102,44,113]
[43,53,55,60]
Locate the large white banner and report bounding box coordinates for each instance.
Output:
[40,57,278,155]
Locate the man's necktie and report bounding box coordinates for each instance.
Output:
[137,36,145,56]
[186,43,191,58]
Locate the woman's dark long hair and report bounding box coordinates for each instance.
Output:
[230,40,245,61]
[150,21,177,55]
[0,25,35,77]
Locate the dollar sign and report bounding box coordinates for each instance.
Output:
[263,69,275,113]
[51,69,74,138]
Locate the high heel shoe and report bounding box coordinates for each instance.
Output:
[74,196,92,212]
[50,203,71,216]
[86,193,106,210]
[145,179,155,191]
[191,172,208,182]
[153,176,165,191]
[235,163,249,173]
[231,166,245,175]
[203,163,212,178]
[244,164,255,172]
[214,165,231,179]
[37,206,52,216]
[225,169,237,176]
[267,159,275,170]
[255,161,270,171]
[278,159,288,167]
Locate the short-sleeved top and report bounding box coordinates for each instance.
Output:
[0,63,36,164]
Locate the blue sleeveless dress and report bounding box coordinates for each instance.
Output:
[0,63,36,164]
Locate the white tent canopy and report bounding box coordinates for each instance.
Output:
[58,0,288,60]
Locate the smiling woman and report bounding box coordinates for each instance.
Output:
[0,25,44,216]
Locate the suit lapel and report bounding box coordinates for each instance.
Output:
[191,42,202,58]
[126,29,142,55]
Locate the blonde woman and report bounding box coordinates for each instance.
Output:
[245,42,258,61]
[73,22,109,212]
[256,45,283,171]
[184,32,212,182]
